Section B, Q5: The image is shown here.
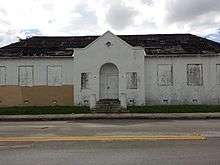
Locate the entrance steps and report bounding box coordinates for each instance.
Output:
[92,99,128,113]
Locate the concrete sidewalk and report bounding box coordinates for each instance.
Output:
[0,113,220,121]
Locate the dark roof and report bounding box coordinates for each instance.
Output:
[0,33,220,57]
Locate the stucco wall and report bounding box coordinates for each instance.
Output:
[0,58,74,86]
[0,58,74,106]
[145,56,220,105]
[73,32,146,106]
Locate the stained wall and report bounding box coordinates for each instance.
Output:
[145,56,220,105]
[0,58,74,107]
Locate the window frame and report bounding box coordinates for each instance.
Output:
[0,66,6,86]
[47,65,63,86]
[18,65,34,87]
[157,64,173,86]
[81,72,90,89]
[126,72,138,89]
[216,64,220,85]
[187,64,203,86]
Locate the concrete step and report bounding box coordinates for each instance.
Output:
[96,104,121,108]
[92,107,128,113]
[96,99,120,104]
[93,99,127,113]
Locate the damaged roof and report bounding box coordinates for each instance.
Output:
[0,33,220,57]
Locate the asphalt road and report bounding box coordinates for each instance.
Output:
[0,119,220,165]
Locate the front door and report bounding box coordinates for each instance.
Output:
[100,63,119,99]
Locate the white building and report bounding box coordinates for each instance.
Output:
[0,31,220,109]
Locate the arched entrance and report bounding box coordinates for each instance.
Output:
[100,63,119,99]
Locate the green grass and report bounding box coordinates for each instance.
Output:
[0,105,220,115]
[128,105,220,113]
[0,106,90,115]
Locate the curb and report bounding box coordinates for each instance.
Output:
[0,113,220,121]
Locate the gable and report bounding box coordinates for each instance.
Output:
[82,31,133,50]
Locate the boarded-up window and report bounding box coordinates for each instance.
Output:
[187,64,203,86]
[0,66,6,85]
[157,64,173,86]
[126,72,137,89]
[216,64,220,85]
[47,66,62,86]
[18,66,34,86]
[81,72,89,89]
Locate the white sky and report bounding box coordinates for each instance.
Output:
[0,0,220,46]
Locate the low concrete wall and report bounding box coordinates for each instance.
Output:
[0,85,74,107]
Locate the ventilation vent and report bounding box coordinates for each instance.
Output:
[163,99,169,103]
[52,100,57,104]
[106,41,112,47]
[84,100,89,105]
[193,99,198,103]
[24,99,30,104]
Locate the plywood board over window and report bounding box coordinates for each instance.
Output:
[126,72,137,89]
[216,64,220,85]
[18,66,34,86]
[187,64,203,86]
[157,64,173,86]
[47,66,62,86]
[81,72,90,89]
[0,66,6,85]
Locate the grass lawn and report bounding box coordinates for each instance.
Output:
[128,105,220,113]
[0,105,220,115]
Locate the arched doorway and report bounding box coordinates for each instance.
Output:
[100,63,119,99]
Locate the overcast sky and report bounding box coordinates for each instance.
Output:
[0,0,220,47]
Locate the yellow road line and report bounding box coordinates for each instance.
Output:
[0,135,206,142]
